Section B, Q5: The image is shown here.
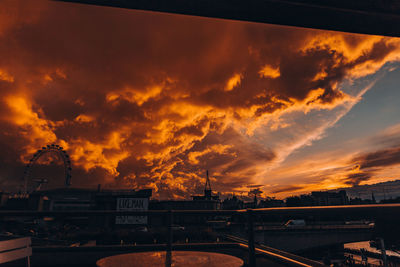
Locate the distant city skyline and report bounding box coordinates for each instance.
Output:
[1,1,400,199]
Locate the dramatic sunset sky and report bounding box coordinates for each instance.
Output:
[1,1,400,199]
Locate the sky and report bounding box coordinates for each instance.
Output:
[1,1,400,199]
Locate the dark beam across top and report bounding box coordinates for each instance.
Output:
[56,0,400,37]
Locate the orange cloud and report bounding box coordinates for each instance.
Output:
[259,64,280,79]
[0,0,400,198]
[3,95,58,153]
[0,69,14,82]
[69,131,129,177]
[225,73,242,91]
[106,85,164,106]
[188,144,235,165]
[74,114,94,123]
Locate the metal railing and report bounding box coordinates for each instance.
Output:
[2,204,400,266]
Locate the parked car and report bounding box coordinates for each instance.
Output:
[284,219,306,228]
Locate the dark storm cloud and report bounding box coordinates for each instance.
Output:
[0,1,399,198]
[271,185,305,194]
[346,145,400,185]
[344,172,372,186]
[355,147,400,169]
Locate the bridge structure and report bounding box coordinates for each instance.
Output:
[2,204,400,266]
[253,224,373,252]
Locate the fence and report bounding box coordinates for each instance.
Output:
[1,204,400,267]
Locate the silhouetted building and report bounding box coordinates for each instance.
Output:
[150,171,221,226]
[243,196,258,209]
[32,188,95,211]
[0,192,10,208]
[286,194,315,207]
[222,195,244,210]
[192,170,220,201]
[3,187,152,228]
[4,194,33,210]
[311,190,348,206]
[257,197,285,208]
[379,196,400,204]
[286,190,349,207]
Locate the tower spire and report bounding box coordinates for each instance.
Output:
[205,170,211,191]
[204,170,212,199]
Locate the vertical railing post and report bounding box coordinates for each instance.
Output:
[378,238,388,267]
[247,208,256,267]
[165,210,173,267]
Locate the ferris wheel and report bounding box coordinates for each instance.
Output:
[22,144,72,193]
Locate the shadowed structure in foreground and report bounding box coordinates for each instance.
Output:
[57,0,400,37]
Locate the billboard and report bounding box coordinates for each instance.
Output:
[115,198,148,225]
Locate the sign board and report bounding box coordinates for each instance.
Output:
[115,198,148,225]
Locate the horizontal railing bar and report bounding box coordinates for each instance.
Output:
[236,243,315,267]
[32,242,240,252]
[249,203,400,218]
[1,204,400,217]
[30,242,320,266]
[251,203,400,212]
[225,235,325,267]
[0,210,242,216]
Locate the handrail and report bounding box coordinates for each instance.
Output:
[1,204,395,266]
[1,203,400,216]
[226,235,325,267]
[0,209,241,216]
